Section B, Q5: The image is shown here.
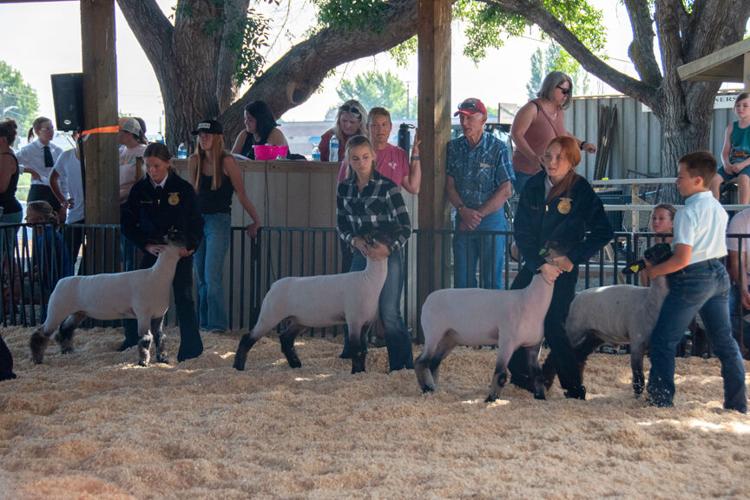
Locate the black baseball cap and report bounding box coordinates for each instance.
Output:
[191,119,223,135]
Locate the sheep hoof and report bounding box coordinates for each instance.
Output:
[287,357,302,369]
[138,359,149,367]
[534,390,546,401]
[60,345,74,355]
[156,354,170,364]
[29,332,49,365]
[421,385,435,394]
[485,393,498,403]
[232,354,247,372]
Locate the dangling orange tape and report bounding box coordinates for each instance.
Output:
[81,125,120,136]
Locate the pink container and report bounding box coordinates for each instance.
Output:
[253,145,289,160]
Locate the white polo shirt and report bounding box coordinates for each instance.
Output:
[52,148,85,223]
[673,190,728,264]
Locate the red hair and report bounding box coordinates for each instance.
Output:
[546,136,582,201]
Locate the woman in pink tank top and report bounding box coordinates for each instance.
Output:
[511,71,596,194]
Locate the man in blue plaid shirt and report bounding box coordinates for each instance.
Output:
[445,98,514,289]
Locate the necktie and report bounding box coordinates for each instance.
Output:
[43,146,54,169]
[155,185,164,205]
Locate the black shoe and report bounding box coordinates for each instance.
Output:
[339,349,352,359]
[564,385,586,400]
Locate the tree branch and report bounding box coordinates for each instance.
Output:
[219,0,419,136]
[480,0,658,107]
[216,0,251,112]
[622,0,662,87]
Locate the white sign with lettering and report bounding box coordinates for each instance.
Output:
[642,93,739,112]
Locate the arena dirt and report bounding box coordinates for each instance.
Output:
[1,326,749,499]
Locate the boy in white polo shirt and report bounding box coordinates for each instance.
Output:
[645,151,747,412]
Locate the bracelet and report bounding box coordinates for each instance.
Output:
[579,141,587,150]
[411,155,420,161]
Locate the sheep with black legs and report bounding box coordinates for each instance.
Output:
[29,242,182,367]
[416,252,564,402]
[233,230,394,374]
[562,275,669,396]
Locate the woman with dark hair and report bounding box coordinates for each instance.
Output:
[120,142,204,362]
[318,100,367,162]
[16,116,64,219]
[231,101,288,159]
[507,135,612,400]
[191,119,261,333]
[0,119,21,226]
[511,72,596,195]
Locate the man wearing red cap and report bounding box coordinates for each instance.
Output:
[445,98,514,289]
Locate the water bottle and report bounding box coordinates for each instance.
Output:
[329,135,339,162]
[398,123,413,153]
[311,145,321,161]
[177,142,188,159]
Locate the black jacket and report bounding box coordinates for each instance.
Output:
[514,171,613,271]
[121,172,204,251]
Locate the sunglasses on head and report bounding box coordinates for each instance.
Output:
[556,85,571,95]
[458,101,480,112]
[339,105,362,117]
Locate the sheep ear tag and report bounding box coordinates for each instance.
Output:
[557,197,572,215]
[168,192,180,206]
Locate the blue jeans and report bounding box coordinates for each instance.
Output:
[194,212,231,331]
[120,233,137,272]
[512,171,535,196]
[647,260,747,411]
[344,248,414,371]
[453,209,507,289]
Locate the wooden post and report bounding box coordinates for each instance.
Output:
[81,0,119,225]
[416,0,451,341]
[744,52,750,91]
[80,0,119,275]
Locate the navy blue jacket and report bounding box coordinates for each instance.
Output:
[514,171,613,271]
[121,172,203,251]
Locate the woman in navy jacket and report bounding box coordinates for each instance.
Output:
[508,136,613,400]
[120,143,204,362]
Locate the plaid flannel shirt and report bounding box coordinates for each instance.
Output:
[336,170,412,251]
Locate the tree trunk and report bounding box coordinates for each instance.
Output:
[118,0,418,153]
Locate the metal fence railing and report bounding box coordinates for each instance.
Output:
[0,224,746,353]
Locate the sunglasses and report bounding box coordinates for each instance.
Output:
[458,101,481,112]
[556,85,571,95]
[339,105,362,117]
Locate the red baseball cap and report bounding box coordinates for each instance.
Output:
[454,98,487,117]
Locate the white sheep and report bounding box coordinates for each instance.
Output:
[563,275,669,396]
[29,243,182,366]
[416,267,561,402]
[233,238,389,374]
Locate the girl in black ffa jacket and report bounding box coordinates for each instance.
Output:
[121,143,204,362]
[508,136,613,400]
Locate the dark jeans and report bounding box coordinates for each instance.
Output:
[123,253,203,362]
[507,265,583,392]
[342,248,413,371]
[647,259,747,411]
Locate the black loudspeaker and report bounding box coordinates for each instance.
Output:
[51,73,84,132]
